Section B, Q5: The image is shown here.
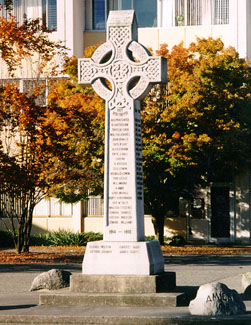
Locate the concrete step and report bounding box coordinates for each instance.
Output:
[70,272,176,293]
[1,312,251,324]
[40,291,187,307]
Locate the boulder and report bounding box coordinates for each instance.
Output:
[189,282,246,316]
[242,272,251,295]
[30,269,71,291]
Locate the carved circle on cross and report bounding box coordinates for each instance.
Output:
[88,40,156,105]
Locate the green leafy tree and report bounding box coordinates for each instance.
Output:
[142,39,251,243]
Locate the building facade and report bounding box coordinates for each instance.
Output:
[1,0,251,243]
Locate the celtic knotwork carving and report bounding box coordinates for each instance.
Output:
[132,66,144,75]
[98,66,110,75]
[79,60,97,84]
[116,46,123,59]
[108,83,130,111]
[145,58,162,80]
[109,26,130,47]
[78,13,166,104]
[108,95,130,111]
[110,60,131,82]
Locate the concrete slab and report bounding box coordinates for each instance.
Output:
[1,257,251,324]
[40,291,187,307]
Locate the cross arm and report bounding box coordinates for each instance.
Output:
[78,58,96,86]
[129,56,167,100]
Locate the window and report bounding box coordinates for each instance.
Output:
[109,0,157,27]
[0,0,57,31]
[175,0,201,26]
[93,0,105,30]
[0,0,8,18]
[191,198,205,219]
[87,196,104,216]
[212,0,229,24]
[160,0,229,27]
[0,0,20,18]
[85,0,157,31]
[86,0,229,30]
[114,0,132,10]
[42,0,57,31]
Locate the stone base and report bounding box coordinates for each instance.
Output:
[82,240,164,275]
[39,291,187,307]
[39,271,185,308]
[70,272,176,294]
[39,271,184,308]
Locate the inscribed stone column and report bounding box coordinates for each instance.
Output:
[78,10,167,275]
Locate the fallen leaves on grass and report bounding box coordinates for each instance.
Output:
[162,245,251,256]
[1,245,251,264]
[0,246,85,264]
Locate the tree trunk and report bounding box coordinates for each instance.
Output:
[17,223,24,254]
[23,209,33,253]
[1,189,39,254]
[152,214,165,245]
[16,206,34,253]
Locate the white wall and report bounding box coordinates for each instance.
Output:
[229,0,251,60]
[33,199,83,233]
[57,0,84,57]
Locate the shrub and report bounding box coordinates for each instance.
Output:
[30,230,103,246]
[145,235,170,244]
[145,235,155,241]
[169,235,187,246]
[0,229,15,248]
[29,233,51,246]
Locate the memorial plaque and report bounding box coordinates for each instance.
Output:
[79,10,167,275]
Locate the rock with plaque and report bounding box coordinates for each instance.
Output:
[189,282,246,316]
[78,10,166,276]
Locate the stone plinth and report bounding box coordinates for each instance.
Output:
[39,291,186,307]
[82,240,164,275]
[70,272,175,294]
[39,272,182,308]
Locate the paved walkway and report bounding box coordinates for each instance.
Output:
[1,256,251,324]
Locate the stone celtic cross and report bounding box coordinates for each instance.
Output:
[79,11,166,275]
[79,10,167,242]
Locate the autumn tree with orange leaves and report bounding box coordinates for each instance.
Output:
[45,45,105,203]
[0,1,64,253]
[48,38,251,244]
[142,38,251,243]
